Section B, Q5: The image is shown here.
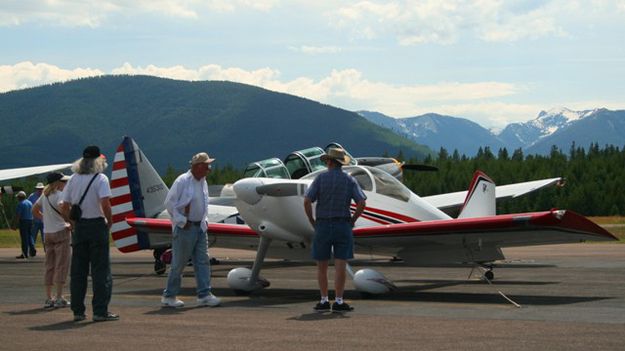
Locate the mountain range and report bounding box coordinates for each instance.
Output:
[0,75,431,172]
[358,107,625,156]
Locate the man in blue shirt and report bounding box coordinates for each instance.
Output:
[28,182,44,256]
[13,191,33,259]
[304,147,366,312]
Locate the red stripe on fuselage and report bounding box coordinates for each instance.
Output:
[112,210,135,223]
[359,213,393,225]
[352,205,418,223]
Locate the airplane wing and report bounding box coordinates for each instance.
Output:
[0,163,72,182]
[125,217,258,236]
[352,209,616,264]
[422,177,562,211]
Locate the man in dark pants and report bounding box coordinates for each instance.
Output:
[13,191,33,259]
[304,147,366,312]
[61,145,118,322]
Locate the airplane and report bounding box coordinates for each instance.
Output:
[110,136,433,273]
[112,136,617,296]
[0,163,73,183]
[0,163,73,228]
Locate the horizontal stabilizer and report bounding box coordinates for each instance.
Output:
[126,217,258,237]
[424,177,562,211]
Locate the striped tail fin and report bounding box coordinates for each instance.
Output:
[110,136,169,252]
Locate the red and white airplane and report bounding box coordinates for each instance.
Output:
[110,136,616,294]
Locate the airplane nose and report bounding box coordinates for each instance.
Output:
[233,178,264,205]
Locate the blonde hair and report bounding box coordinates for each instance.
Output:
[71,157,108,175]
[43,181,64,197]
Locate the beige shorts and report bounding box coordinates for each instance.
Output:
[43,228,71,286]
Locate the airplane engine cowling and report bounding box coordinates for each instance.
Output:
[353,269,397,294]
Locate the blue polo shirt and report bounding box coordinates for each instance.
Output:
[305,167,366,219]
[28,192,42,223]
[16,200,33,221]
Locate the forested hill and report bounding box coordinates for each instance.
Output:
[0,75,431,171]
[404,144,625,216]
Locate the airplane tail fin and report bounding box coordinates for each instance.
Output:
[110,136,169,252]
[457,171,496,219]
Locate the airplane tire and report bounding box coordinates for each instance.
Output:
[484,270,494,280]
[154,260,166,275]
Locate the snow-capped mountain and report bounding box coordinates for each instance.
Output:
[498,107,599,150]
[359,108,625,156]
[524,108,625,155]
[358,111,504,156]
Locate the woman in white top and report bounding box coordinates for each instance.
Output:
[32,172,71,309]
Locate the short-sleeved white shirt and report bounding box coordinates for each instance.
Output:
[35,190,69,233]
[62,173,112,219]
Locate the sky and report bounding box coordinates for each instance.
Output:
[1,0,624,130]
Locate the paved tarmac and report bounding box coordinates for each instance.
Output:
[1,243,624,351]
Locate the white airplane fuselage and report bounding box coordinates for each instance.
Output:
[233,166,452,245]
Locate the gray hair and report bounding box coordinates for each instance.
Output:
[71,157,108,175]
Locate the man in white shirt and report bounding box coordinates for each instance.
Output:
[161,152,221,308]
[61,145,118,322]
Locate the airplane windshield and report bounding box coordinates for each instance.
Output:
[302,166,410,202]
[243,158,290,179]
[367,167,411,202]
[284,147,326,179]
[345,167,373,191]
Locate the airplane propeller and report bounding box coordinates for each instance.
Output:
[401,164,438,172]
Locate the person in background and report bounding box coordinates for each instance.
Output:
[13,191,33,259]
[28,182,45,255]
[304,147,367,312]
[61,145,118,322]
[33,172,71,309]
[160,152,221,308]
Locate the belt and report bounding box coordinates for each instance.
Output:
[318,217,350,221]
[187,221,202,226]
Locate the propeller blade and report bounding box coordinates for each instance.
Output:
[256,183,306,197]
[401,164,438,172]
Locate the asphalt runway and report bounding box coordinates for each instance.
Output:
[1,243,624,351]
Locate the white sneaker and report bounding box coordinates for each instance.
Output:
[161,296,184,308]
[54,297,71,308]
[197,293,220,307]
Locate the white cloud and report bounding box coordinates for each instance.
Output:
[0,61,103,92]
[330,0,625,44]
[0,0,279,27]
[1,61,622,128]
[0,61,527,128]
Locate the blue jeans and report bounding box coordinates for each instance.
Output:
[18,219,33,257]
[163,224,212,298]
[30,220,44,248]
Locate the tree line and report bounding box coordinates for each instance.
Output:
[401,143,625,216]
